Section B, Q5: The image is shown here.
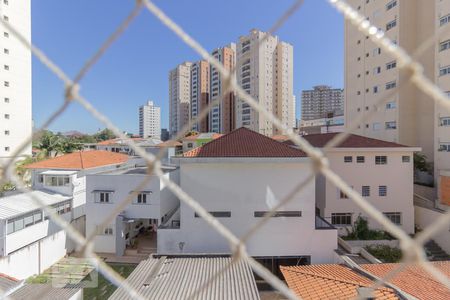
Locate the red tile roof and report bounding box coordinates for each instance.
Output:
[281,262,450,300]
[157,140,182,147]
[183,127,306,158]
[361,262,450,300]
[283,133,410,148]
[281,264,399,300]
[25,150,128,170]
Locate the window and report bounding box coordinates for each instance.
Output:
[4,130,9,135]
[440,40,450,52]
[386,101,396,109]
[440,65,450,77]
[439,143,450,152]
[375,156,387,165]
[339,190,349,199]
[379,186,387,196]
[4,98,9,103]
[386,81,396,90]
[100,192,110,203]
[373,123,381,131]
[373,86,378,93]
[373,47,381,56]
[3,32,8,38]
[44,176,70,187]
[4,147,9,152]
[97,226,114,235]
[187,142,193,148]
[254,211,301,218]
[385,121,397,129]
[362,186,370,197]
[195,211,231,218]
[3,0,8,5]
[402,156,410,163]
[373,66,381,74]
[440,14,450,27]
[3,16,8,22]
[344,156,353,163]
[386,61,396,70]
[38,174,44,183]
[357,156,365,163]
[3,48,8,54]
[331,213,352,226]
[383,212,401,225]
[4,81,9,87]
[136,193,151,204]
[386,19,397,31]
[386,0,397,10]
[441,117,450,126]
[4,64,8,70]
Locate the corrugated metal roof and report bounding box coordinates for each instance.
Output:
[0,273,18,294]
[9,284,82,300]
[0,191,71,220]
[109,257,260,300]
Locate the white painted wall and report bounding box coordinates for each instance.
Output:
[319,149,415,235]
[85,169,179,254]
[0,230,68,280]
[415,206,450,254]
[158,158,337,263]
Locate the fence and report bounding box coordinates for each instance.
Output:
[0,0,449,299]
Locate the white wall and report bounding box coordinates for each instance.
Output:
[415,206,450,254]
[158,158,337,263]
[85,170,179,254]
[320,149,415,235]
[0,230,68,280]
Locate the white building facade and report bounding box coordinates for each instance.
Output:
[169,62,192,137]
[139,100,161,139]
[158,128,337,265]
[0,0,32,162]
[236,29,295,136]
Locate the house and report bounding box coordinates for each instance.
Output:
[181,132,223,153]
[157,128,337,269]
[109,256,259,300]
[283,133,420,235]
[0,151,130,279]
[26,150,130,219]
[85,164,179,256]
[95,137,163,156]
[281,262,450,300]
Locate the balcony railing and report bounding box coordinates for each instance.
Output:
[315,215,335,230]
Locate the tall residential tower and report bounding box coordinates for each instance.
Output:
[235,29,295,136]
[0,0,32,162]
[169,62,192,137]
[190,60,210,132]
[139,100,161,139]
[301,85,344,121]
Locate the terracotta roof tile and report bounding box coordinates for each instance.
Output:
[281,265,399,300]
[361,262,450,300]
[283,133,411,148]
[25,150,128,170]
[183,127,307,158]
[157,140,182,147]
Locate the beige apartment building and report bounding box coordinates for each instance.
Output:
[345,0,435,159]
[169,62,192,137]
[210,44,236,134]
[190,60,210,133]
[236,29,295,136]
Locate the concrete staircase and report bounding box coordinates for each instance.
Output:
[424,240,450,261]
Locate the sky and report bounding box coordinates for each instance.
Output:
[32,0,343,134]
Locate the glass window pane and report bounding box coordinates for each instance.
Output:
[14,218,24,231]
[7,221,14,234]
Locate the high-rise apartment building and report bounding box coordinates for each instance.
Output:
[0,0,32,162]
[210,44,236,134]
[169,62,192,137]
[139,100,161,139]
[236,29,295,136]
[301,86,344,121]
[190,60,210,132]
[345,0,435,159]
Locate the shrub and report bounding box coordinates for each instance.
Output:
[365,245,402,263]
[342,215,393,240]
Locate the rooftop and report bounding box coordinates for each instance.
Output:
[156,140,182,148]
[97,137,144,146]
[183,132,223,141]
[184,127,306,158]
[281,133,412,148]
[0,190,71,220]
[109,256,259,300]
[25,150,129,170]
[9,284,82,300]
[0,273,18,295]
[281,262,450,300]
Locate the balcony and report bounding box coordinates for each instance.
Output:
[315,215,335,230]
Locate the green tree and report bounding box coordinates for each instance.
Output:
[38,130,63,157]
[414,152,431,173]
[93,128,116,141]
